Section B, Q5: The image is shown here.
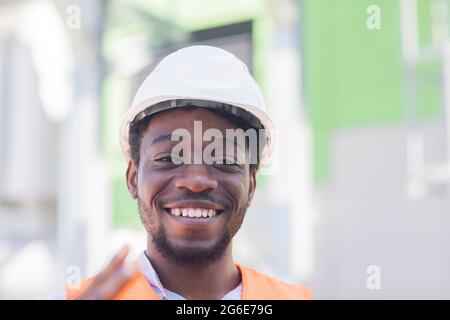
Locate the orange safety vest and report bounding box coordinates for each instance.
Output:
[66,264,313,300]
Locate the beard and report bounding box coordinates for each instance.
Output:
[138,199,246,267]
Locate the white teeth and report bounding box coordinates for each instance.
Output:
[168,208,218,218]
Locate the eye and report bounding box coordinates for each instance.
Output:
[154,155,183,166]
[214,159,237,165]
[156,156,174,163]
[211,156,242,169]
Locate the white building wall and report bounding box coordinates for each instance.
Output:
[312,120,450,299]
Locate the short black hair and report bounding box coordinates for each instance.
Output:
[128,106,263,171]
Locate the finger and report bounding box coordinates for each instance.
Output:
[94,245,130,283]
[97,262,139,300]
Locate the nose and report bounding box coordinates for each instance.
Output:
[174,165,219,193]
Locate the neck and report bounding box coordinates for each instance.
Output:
[145,237,241,300]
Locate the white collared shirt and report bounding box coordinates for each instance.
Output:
[138,251,242,300]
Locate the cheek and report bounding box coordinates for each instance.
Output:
[137,168,169,207]
[224,174,251,209]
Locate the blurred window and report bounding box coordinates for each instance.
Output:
[132,21,253,95]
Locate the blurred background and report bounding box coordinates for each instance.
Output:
[1,0,450,299]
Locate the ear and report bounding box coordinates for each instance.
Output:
[126,160,138,199]
[247,166,257,206]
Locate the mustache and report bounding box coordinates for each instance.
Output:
[159,190,229,208]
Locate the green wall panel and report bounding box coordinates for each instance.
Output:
[303,0,442,181]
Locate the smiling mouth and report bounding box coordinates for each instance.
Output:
[163,207,224,219]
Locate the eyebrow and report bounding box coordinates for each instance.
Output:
[150,134,246,151]
[150,134,183,146]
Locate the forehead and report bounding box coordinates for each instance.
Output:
[142,107,241,140]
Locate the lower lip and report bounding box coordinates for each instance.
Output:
[163,209,223,225]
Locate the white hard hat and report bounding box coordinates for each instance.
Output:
[119,45,275,168]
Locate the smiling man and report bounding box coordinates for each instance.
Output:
[67,46,312,300]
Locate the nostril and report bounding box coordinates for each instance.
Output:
[175,176,218,192]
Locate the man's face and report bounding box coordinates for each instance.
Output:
[126,108,257,266]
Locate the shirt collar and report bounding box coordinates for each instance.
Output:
[138,251,171,299]
[138,251,242,300]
